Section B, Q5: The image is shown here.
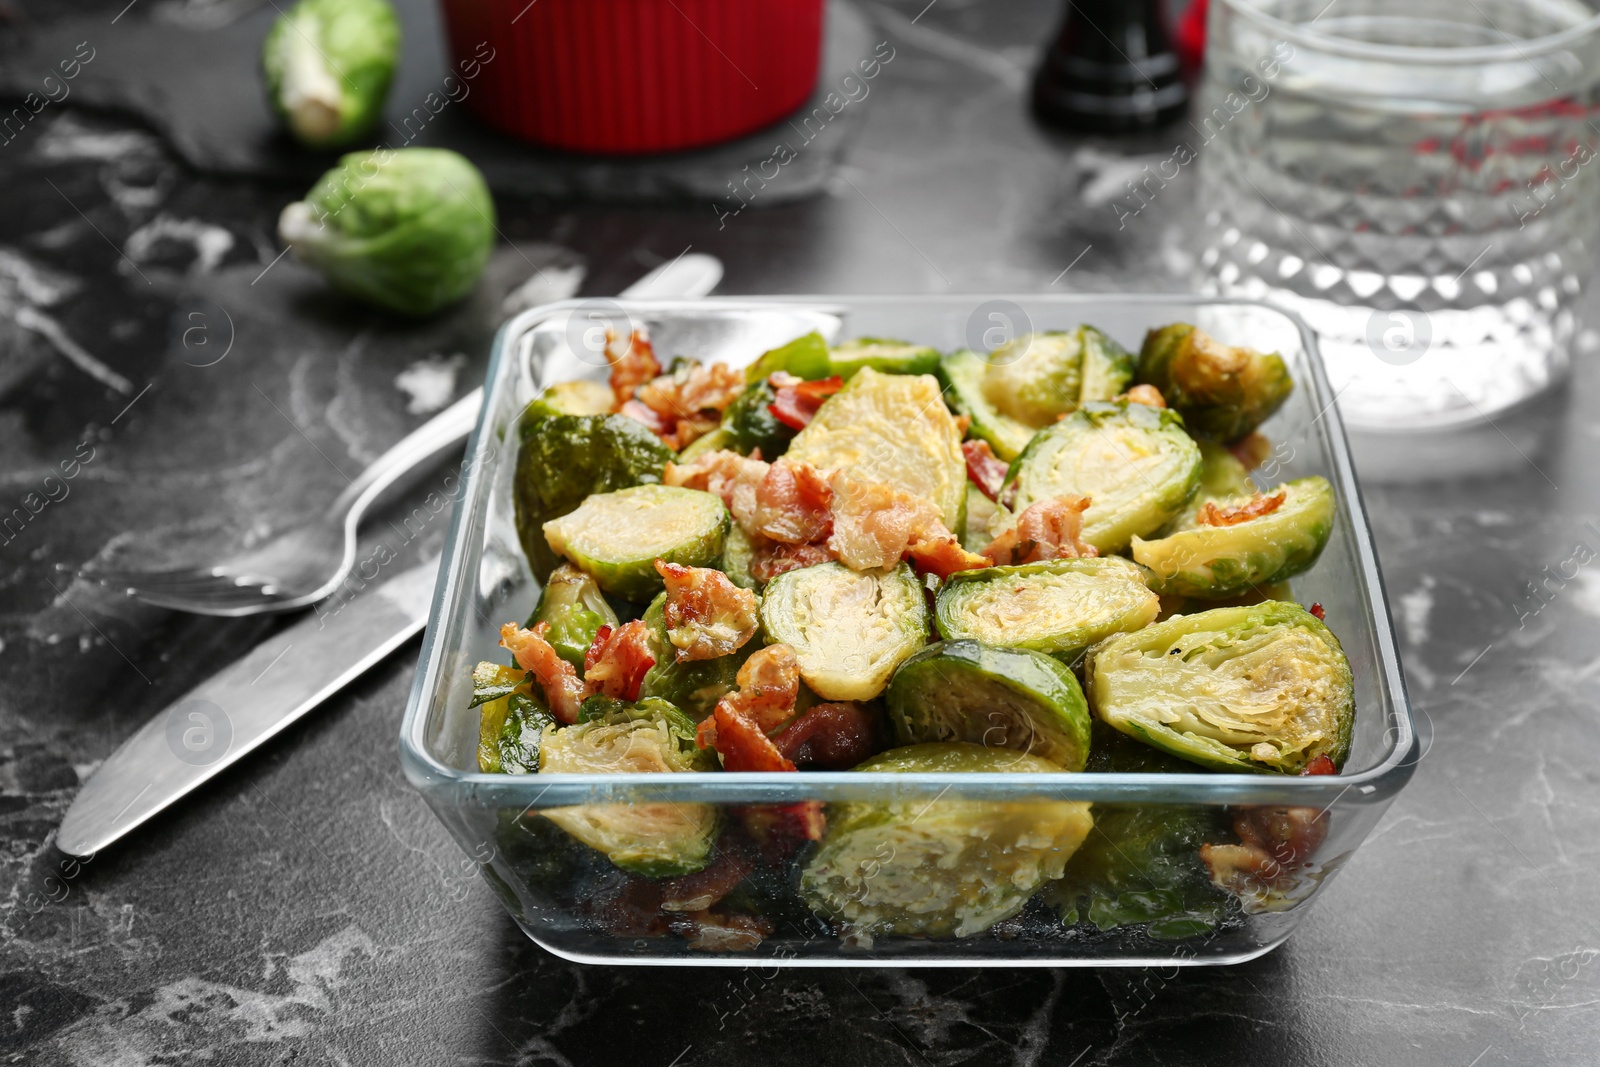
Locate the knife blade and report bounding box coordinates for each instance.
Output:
[56,559,438,857]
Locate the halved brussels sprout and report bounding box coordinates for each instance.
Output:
[961,483,998,553]
[800,742,1094,940]
[934,558,1159,661]
[1003,399,1202,554]
[1086,601,1355,774]
[718,379,796,458]
[470,660,525,709]
[533,380,614,417]
[478,676,554,775]
[539,696,718,877]
[759,562,928,701]
[983,331,1084,426]
[1131,476,1336,599]
[827,338,941,380]
[262,0,400,149]
[786,368,966,529]
[543,485,729,601]
[529,564,620,671]
[744,331,831,383]
[885,640,1092,770]
[937,349,1037,462]
[636,591,755,719]
[1077,325,1138,404]
[1137,323,1293,443]
[514,409,675,579]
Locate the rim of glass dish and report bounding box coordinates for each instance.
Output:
[399,293,1418,810]
[1217,0,1600,65]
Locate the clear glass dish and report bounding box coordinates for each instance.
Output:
[399,294,1418,967]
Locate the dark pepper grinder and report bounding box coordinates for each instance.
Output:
[1031,0,1189,133]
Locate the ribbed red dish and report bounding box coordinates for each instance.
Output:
[438,0,827,154]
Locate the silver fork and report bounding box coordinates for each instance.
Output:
[84,253,725,616]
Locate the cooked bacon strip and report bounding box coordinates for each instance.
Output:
[698,645,802,769]
[826,472,944,570]
[581,619,655,702]
[981,495,1096,565]
[637,361,744,421]
[962,439,1008,503]
[1308,602,1326,622]
[658,844,757,912]
[665,449,768,533]
[1203,792,1332,904]
[752,460,833,544]
[604,329,661,409]
[906,534,990,578]
[1119,384,1167,408]
[773,702,883,770]
[619,398,671,435]
[655,560,760,662]
[499,621,585,724]
[953,413,973,435]
[1198,489,1286,527]
[768,374,844,431]
[749,539,838,582]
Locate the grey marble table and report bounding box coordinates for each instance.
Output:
[1,1,1596,1064]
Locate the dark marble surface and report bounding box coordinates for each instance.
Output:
[2,0,1597,1064]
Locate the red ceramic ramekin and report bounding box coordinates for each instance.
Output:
[438,0,827,155]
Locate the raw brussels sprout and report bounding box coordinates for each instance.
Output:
[539,696,719,877]
[1086,601,1355,774]
[759,562,928,701]
[1003,399,1202,554]
[826,338,941,380]
[961,483,998,553]
[719,380,796,458]
[937,349,1037,461]
[262,0,399,148]
[983,331,1084,426]
[744,331,831,382]
[278,148,496,316]
[885,640,1092,771]
[720,523,761,590]
[529,564,620,671]
[636,591,755,720]
[532,380,615,417]
[513,410,674,579]
[474,660,554,774]
[1131,476,1336,599]
[786,368,966,529]
[1077,325,1138,404]
[800,742,1094,940]
[543,485,729,601]
[934,557,1159,660]
[1137,323,1293,442]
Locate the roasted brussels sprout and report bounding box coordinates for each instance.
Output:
[514,409,675,579]
[1077,325,1139,404]
[937,349,1036,461]
[636,591,754,719]
[1086,601,1355,774]
[1131,476,1336,599]
[786,368,966,529]
[745,331,831,383]
[983,331,1084,426]
[934,557,1158,661]
[885,640,1093,770]
[470,660,524,709]
[539,696,718,877]
[278,148,495,316]
[719,379,796,458]
[1137,323,1293,442]
[543,485,729,601]
[532,380,615,417]
[1003,399,1202,554]
[720,524,760,591]
[826,338,940,380]
[759,562,928,701]
[529,564,619,671]
[262,0,399,148]
[800,743,1094,940]
[479,691,554,774]
[961,483,998,553]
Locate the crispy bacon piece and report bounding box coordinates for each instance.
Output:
[1308,602,1326,622]
[698,645,802,769]
[981,495,1097,565]
[752,460,834,544]
[768,374,844,431]
[1199,489,1286,527]
[667,909,774,952]
[826,472,944,571]
[773,702,884,769]
[604,329,661,409]
[1228,432,1273,472]
[749,540,838,582]
[665,449,769,533]
[953,413,973,435]
[637,361,744,421]
[1119,384,1167,407]
[1202,794,1332,904]
[499,621,585,724]
[658,844,757,913]
[962,439,1008,503]
[1301,753,1337,775]
[582,619,655,702]
[619,398,672,436]
[655,560,760,662]
[906,534,990,578]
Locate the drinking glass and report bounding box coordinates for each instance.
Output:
[1196,0,1600,430]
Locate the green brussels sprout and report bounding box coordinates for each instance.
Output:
[719,380,796,458]
[531,380,615,418]
[937,349,1037,461]
[1086,601,1355,774]
[1003,399,1202,554]
[800,742,1094,941]
[827,338,941,380]
[470,660,524,709]
[1132,476,1337,599]
[476,658,554,774]
[513,409,675,580]
[885,640,1092,771]
[529,564,620,671]
[539,696,719,877]
[759,561,928,702]
[1137,323,1294,443]
[636,591,755,720]
[277,148,496,316]
[786,368,967,529]
[934,557,1159,661]
[961,483,998,553]
[262,0,400,148]
[1077,325,1138,404]
[744,331,831,383]
[719,523,761,591]
[543,485,729,601]
[983,331,1084,426]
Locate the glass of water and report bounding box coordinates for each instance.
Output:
[1196,0,1600,430]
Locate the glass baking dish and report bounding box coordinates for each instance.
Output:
[399,294,1418,967]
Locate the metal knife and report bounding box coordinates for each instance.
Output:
[56,253,725,857]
